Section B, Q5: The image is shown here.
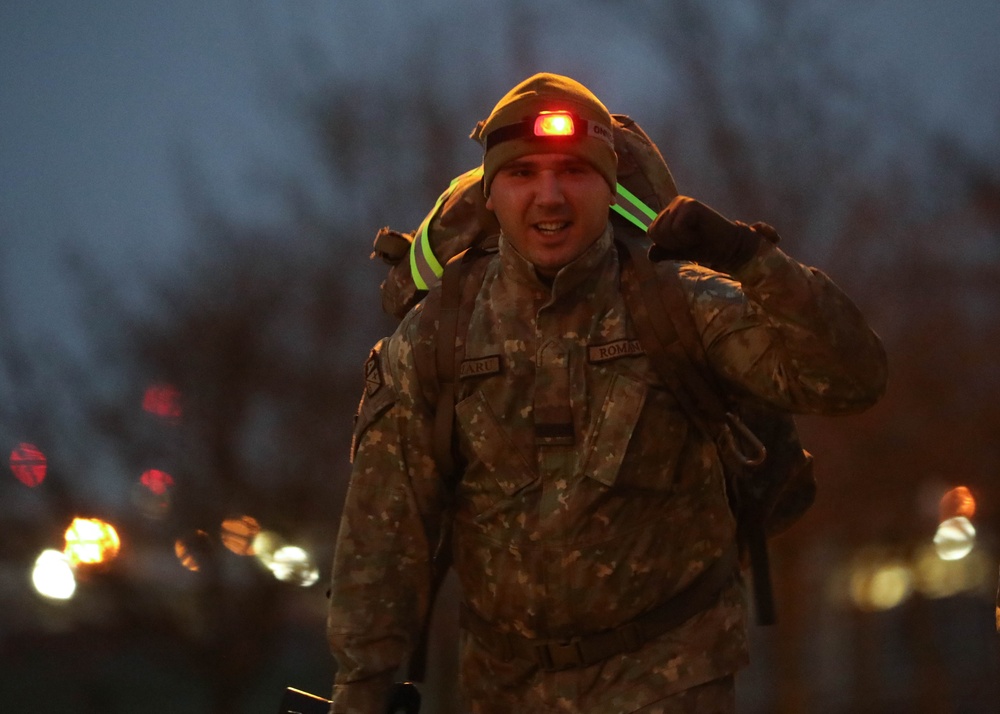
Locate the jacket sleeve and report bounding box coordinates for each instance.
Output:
[326,322,446,713]
[682,240,888,414]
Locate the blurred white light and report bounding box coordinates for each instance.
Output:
[32,549,77,600]
[251,530,284,568]
[268,545,319,587]
[933,516,976,561]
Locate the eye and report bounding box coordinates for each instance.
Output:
[502,166,532,178]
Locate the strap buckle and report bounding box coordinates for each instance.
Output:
[617,621,642,653]
[533,638,585,671]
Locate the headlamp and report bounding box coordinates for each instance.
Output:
[484,110,614,151]
[534,111,575,137]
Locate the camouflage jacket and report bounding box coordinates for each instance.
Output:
[327,226,887,713]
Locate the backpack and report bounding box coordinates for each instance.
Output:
[365,117,815,676]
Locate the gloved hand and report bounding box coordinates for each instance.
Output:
[646,195,762,273]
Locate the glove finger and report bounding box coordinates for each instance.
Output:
[648,195,692,245]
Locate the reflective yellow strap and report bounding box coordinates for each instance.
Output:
[611,183,658,231]
[410,166,484,291]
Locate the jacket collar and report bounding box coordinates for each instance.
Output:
[498,224,614,298]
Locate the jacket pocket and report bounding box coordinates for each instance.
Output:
[616,384,690,492]
[583,374,690,492]
[454,391,536,499]
[581,372,648,487]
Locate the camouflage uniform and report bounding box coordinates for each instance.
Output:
[327,225,887,713]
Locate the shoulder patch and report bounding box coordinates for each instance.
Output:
[351,345,398,462]
[364,349,384,396]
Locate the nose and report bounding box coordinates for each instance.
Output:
[534,170,565,207]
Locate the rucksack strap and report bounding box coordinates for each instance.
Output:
[407,245,493,682]
[617,239,729,426]
[611,183,660,232]
[617,238,777,624]
[424,245,494,480]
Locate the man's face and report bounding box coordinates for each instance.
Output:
[486,153,613,278]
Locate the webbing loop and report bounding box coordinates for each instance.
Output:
[611,183,658,231]
[410,166,484,291]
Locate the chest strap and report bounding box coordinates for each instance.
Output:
[459,544,738,672]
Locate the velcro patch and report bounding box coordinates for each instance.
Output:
[460,355,502,379]
[588,339,645,363]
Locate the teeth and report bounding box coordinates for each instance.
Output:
[536,222,568,231]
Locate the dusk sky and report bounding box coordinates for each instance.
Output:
[2,0,998,355]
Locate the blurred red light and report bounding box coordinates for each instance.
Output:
[10,442,47,487]
[140,469,175,496]
[534,111,575,137]
[143,383,182,419]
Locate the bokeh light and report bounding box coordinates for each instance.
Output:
[9,442,47,487]
[938,486,976,521]
[220,515,260,556]
[143,382,182,419]
[267,545,319,587]
[913,543,992,599]
[140,469,175,495]
[251,529,284,568]
[132,469,175,519]
[32,549,77,600]
[933,516,976,561]
[175,530,212,572]
[849,560,913,612]
[64,517,121,567]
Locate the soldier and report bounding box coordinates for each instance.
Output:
[326,73,887,713]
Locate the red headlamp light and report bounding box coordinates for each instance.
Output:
[533,111,575,137]
[483,110,613,151]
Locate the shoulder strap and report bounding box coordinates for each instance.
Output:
[407,245,493,682]
[617,238,779,625]
[426,245,494,481]
[617,239,727,424]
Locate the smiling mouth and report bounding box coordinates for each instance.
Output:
[534,221,571,235]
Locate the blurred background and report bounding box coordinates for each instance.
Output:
[2,1,998,712]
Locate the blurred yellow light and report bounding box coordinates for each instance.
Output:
[933,516,976,561]
[251,529,284,567]
[32,549,77,600]
[174,530,211,572]
[914,543,992,599]
[64,517,120,566]
[220,515,260,556]
[849,561,913,612]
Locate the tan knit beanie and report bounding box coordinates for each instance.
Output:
[471,73,618,196]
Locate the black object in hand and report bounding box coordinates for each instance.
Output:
[386,682,422,714]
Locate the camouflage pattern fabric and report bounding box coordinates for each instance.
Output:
[327,226,887,713]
